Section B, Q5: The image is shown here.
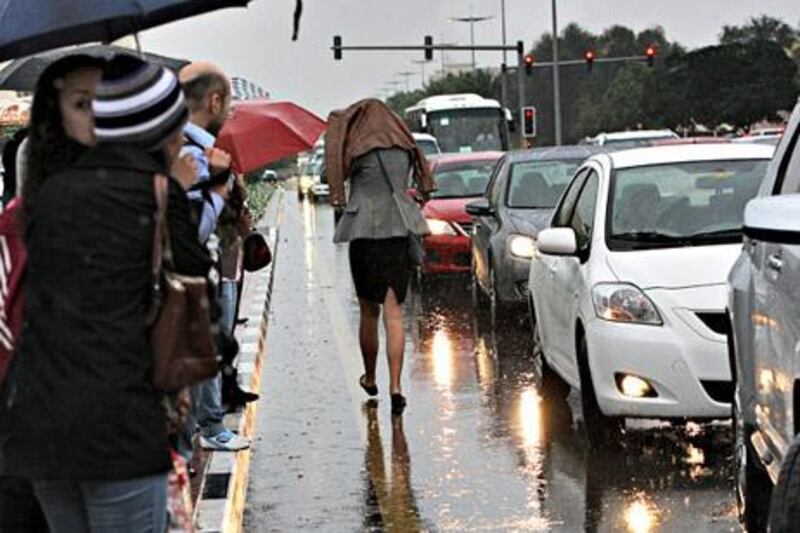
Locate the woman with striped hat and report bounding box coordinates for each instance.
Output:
[0,55,213,532]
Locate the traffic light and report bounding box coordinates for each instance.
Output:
[646,44,656,67]
[522,106,537,138]
[333,35,342,60]
[424,35,434,61]
[585,49,595,72]
[524,54,535,75]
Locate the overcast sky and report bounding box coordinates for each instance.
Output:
[142,0,800,117]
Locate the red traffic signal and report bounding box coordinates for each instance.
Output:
[584,49,595,71]
[645,44,656,67]
[524,54,535,74]
[522,106,536,138]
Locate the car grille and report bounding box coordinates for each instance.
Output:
[700,380,733,404]
[453,222,472,237]
[695,312,731,336]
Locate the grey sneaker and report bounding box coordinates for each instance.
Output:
[200,430,250,451]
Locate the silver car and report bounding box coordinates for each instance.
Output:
[729,97,800,532]
[466,146,601,328]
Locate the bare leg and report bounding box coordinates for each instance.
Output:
[359,298,380,387]
[383,288,405,395]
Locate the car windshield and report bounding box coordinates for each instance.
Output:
[608,159,770,250]
[432,160,497,198]
[506,159,581,208]
[416,139,439,156]
[427,108,503,153]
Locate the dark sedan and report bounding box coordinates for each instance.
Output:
[467,146,602,326]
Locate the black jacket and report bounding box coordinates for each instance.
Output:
[0,143,212,480]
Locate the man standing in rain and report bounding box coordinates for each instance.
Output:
[179,62,250,452]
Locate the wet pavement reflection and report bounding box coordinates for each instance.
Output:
[244,195,740,532]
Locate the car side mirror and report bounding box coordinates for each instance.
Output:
[744,194,800,239]
[537,228,578,256]
[466,198,494,217]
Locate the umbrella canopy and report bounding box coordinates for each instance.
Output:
[0,45,189,92]
[0,0,252,61]
[216,100,327,174]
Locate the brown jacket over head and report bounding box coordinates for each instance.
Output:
[325,98,435,206]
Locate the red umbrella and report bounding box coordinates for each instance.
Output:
[216,99,327,174]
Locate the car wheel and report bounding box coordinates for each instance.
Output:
[732,384,772,532]
[576,331,623,450]
[769,436,800,532]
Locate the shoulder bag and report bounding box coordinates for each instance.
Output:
[149,174,219,392]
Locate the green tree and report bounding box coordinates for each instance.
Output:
[675,40,798,130]
[721,15,798,49]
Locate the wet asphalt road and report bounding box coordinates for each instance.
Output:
[244,192,740,532]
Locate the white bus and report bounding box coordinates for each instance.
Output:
[405,93,510,154]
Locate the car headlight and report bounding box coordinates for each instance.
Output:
[508,234,536,259]
[592,283,662,325]
[427,218,456,236]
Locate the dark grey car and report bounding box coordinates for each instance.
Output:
[467,146,602,325]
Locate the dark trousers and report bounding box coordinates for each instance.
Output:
[0,476,48,532]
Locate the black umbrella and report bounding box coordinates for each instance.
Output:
[0,45,190,92]
[0,0,253,62]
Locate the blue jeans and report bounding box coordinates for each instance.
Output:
[33,473,167,533]
[219,279,238,335]
[179,280,238,455]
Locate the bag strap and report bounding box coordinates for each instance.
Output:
[148,174,174,324]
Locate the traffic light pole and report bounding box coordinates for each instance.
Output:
[551,0,562,146]
[516,42,527,149]
[332,38,528,147]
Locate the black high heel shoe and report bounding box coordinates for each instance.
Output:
[359,375,378,397]
[391,393,406,415]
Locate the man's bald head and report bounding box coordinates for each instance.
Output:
[179,62,231,134]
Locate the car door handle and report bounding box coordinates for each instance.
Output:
[767,254,783,273]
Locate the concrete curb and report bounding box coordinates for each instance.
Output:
[193,189,284,533]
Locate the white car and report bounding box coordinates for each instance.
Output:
[588,130,679,149]
[412,132,442,158]
[528,144,774,447]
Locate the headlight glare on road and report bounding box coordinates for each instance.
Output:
[509,234,536,259]
[427,218,456,236]
[592,283,662,325]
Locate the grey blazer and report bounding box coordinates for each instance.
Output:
[333,148,429,243]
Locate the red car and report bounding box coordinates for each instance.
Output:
[419,152,503,275]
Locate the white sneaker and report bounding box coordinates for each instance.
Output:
[200,430,250,451]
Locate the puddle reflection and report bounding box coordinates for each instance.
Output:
[396,280,737,531]
[362,406,424,531]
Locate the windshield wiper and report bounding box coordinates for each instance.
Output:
[611,231,686,243]
[684,228,742,241]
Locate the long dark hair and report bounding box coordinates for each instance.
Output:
[22,54,105,213]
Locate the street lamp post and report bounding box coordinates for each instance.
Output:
[449,8,494,71]
[395,71,416,92]
[411,60,427,87]
[551,0,563,146]
[499,0,508,113]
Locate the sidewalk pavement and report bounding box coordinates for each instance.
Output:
[193,187,284,533]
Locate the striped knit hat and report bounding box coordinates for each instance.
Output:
[93,55,188,150]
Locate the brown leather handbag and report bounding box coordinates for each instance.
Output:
[149,174,219,392]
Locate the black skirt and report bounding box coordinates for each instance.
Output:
[349,237,412,304]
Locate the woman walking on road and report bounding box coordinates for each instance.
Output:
[326,98,435,415]
[0,55,212,533]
